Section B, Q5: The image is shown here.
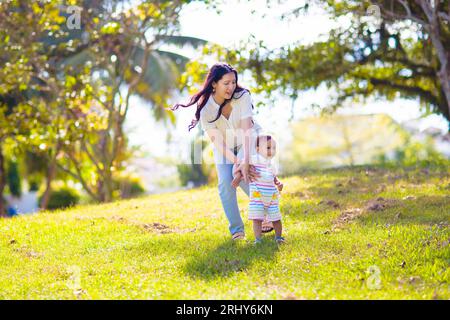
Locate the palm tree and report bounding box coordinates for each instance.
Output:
[49,1,207,202]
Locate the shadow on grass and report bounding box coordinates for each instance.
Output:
[183,237,279,280]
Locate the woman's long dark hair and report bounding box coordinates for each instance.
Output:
[172,63,252,131]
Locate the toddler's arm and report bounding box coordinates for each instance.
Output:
[274,176,283,192]
[231,170,243,188]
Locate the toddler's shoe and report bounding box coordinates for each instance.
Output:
[275,236,286,244]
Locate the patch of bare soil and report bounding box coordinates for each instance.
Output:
[365,197,400,212]
[110,216,196,234]
[319,199,340,209]
[332,197,402,231]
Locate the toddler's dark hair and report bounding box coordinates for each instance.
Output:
[256,135,272,148]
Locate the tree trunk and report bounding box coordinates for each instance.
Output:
[97,130,114,203]
[103,173,113,202]
[422,2,450,129]
[97,179,104,202]
[97,165,113,203]
[0,143,6,217]
[40,149,58,210]
[97,176,113,202]
[429,31,450,124]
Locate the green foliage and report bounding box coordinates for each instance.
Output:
[204,0,450,128]
[6,161,21,198]
[113,175,146,199]
[283,113,449,174]
[177,163,208,187]
[28,179,40,192]
[154,173,181,189]
[389,137,450,168]
[0,0,207,204]
[281,114,407,173]
[39,185,80,210]
[177,136,209,187]
[24,151,48,176]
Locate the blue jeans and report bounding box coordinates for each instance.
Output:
[213,148,249,234]
[214,146,250,235]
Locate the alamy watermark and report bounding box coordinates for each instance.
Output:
[66,5,82,30]
[179,129,282,167]
[366,265,382,290]
[66,265,82,293]
[366,4,381,19]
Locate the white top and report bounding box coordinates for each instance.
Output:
[200,90,262,149]
[251,154,278,176]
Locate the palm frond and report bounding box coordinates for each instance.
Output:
[153,35,207,49]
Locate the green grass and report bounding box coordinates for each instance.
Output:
[1,166,449,299]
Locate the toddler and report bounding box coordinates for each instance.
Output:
[231,135,285,244]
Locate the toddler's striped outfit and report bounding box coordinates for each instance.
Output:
[248,154,281,222]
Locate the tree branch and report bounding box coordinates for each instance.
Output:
[377,0,427,25]
[56,162,99,201]
[368,76,441,105]
[416,0,433,21]
[81,140,104,176]
[438,11,450,22]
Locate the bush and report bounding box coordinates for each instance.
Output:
[113,175,146,199]
[177,163,208,187]
[28,178,40,192]
[177,137,211,187]
[39,186,80,210]
[383,137,450,168]
[7,161,22,197]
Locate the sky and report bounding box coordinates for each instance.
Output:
[125,0,449,164]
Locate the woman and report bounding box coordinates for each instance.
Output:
[173,63,273,240]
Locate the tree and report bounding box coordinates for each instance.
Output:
[218,0,450,130]
[0,0,208,211]
[49,1,207,202]
[0,0,56,215]
[281,114,407,172]
[6,161,22,198]
[0,0,100,212]
[177,127,209,187]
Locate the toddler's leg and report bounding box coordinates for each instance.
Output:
[252,219,263,240]
[272,220,282,238]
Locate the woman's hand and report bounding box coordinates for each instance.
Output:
[248,165,260,182]
[237,161,250,183]
[236,159,260,183]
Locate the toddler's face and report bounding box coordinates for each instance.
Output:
[257,137,276,159]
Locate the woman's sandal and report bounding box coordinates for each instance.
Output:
[232,232,245,241]
[261,220,274,233]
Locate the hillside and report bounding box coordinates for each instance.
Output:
[0,166,449,299]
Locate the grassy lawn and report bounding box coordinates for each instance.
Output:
[0,166,449,299]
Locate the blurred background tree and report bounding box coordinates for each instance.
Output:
[0,0,207,214]
[1,0,448,215]
[177,127,210,187]
[281,113,447,174]
[212,0,449,130]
